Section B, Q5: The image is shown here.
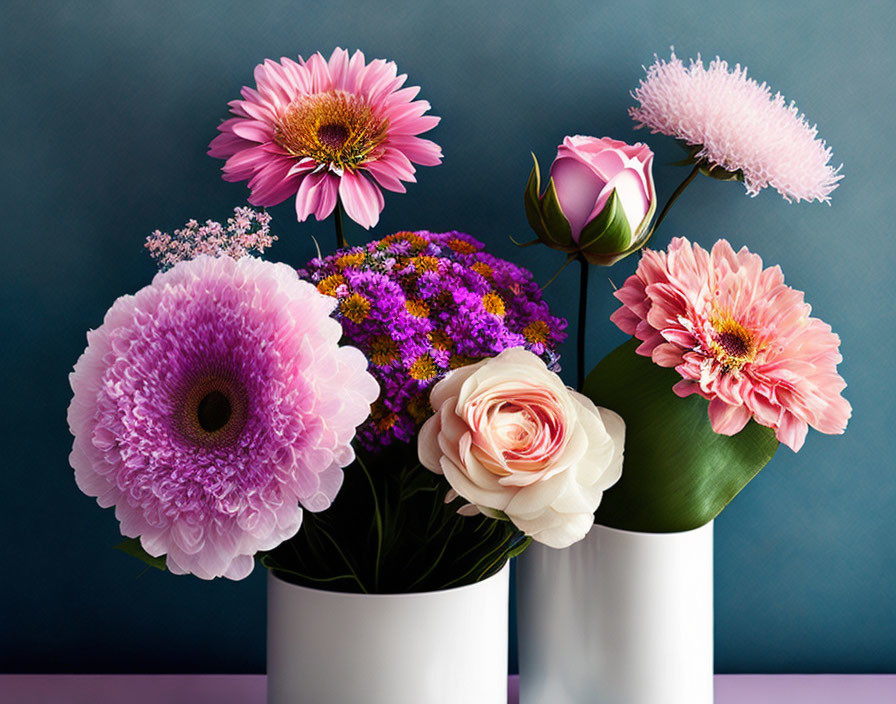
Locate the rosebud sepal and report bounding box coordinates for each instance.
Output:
[524,153,578,254]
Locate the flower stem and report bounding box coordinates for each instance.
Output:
[334,198,347,250]
[355,451,383,592]
[540,254,576,292]
[577,256,589,392]
[647,163,701,243]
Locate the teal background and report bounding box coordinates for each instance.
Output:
[3,0,893,673]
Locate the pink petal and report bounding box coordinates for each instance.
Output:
[364,161,408,193]
[775,413,808,452]
[231,119,274,143]
[708,397,752,436]
[651,343,683,367]
[295,172,339,222]
[208,131,251,160]
[609,306,640,335]
[549,157,605,243]
[338,171,384,229]
[387,136,442,166]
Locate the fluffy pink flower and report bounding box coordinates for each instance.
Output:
[68,256,379,579]
[630,52,841,203]
[610,237,850,452]
[209,48,442,229]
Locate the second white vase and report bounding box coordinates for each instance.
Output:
[516,521,714,704]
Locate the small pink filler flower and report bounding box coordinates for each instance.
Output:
[630,52,841,203]
[611,237,851,452]
[209,48,442,229]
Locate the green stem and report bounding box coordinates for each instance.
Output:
[577,256,589,392]
[407,519,462,591]
[355,452,383,592]
[540,254,576,292]
[314,523,367,594]
[334,198,347,250]
[646,163,701,244]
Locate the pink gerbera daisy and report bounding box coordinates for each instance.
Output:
[610,237,850,451]
[68,256,379,579]
[630,52,842,203]
[209,48,442,229]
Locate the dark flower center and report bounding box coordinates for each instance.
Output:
[176,372,248,447]
[317,123,350,150]
[708,315,757,373]
[197,390,232,433]
[714,331,751,358]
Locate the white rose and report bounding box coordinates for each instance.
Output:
[417,348,624,548]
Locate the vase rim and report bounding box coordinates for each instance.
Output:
[592,520,714,538]
[267,560,510,599]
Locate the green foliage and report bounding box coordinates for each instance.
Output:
[260,442,527,593]
[674,140,745,182]
[584,339,779,532]
[115,538,167,571]
[524,154,577,253]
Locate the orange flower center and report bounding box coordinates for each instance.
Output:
[482,292,505,316]
[522,321,551,345]
[405,299,431,318]
[448,238,478,254]
[428,329,453,351]
[336,252,366,269]
[471,262,493,279]
[275,90,388,170]
[316,273,345,297]
[368,335,399,366]
[408,354,438,380]
[340,293,372,323]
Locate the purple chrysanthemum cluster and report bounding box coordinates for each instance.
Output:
[300,230,567,449]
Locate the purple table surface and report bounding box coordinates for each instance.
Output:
[1,674,894,704]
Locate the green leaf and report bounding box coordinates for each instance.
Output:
[115,538,167,571]
[577,189,632,256]
[538,178,574,249]
[523,154,575,251]
[699,163,745,182]
[584,339,779,533]
[672,140,744,182]
[524,156,549,241]
[506,536,532,559]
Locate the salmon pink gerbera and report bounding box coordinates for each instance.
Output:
[630,52,841,203]
[610,237,851,451]
[209,48,442,229]
[67,256,379,579]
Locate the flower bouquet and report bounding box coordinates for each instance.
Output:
[67,46,849,704]
[68,49,623,704]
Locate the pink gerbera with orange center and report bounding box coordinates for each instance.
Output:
[209,48,442,229]
[611,237,851,451]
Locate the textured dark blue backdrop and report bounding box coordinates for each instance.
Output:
[3,0,894,674]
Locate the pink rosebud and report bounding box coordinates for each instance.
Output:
[524,136,656,266]
[418,348,625,548]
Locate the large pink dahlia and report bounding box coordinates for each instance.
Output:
[610,237,850,452]
[68,256,379,579]
[208,48,442,229]
[630,52,841,203]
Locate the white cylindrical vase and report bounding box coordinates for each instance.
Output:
[267,563,510,704]
[516,521,713,704]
